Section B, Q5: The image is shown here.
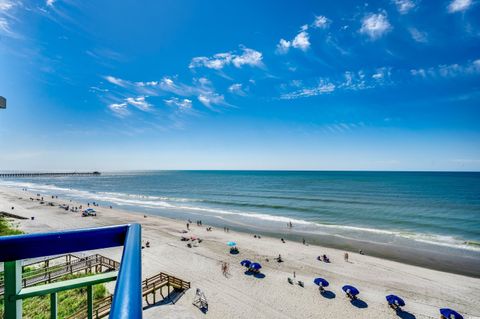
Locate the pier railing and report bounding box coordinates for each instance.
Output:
[0,172,101,178]
[0,224,142,319]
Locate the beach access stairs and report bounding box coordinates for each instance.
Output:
[0,253,119,296]
[67,272,191,319]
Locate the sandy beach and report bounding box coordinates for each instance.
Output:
[1,185,479,319]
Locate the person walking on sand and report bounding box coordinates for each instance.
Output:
[344,252,349,262]
[186,223,190,231]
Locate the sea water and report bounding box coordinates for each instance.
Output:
[2,171,479,258]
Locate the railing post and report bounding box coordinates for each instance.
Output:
[87,285,93,319]
[4,260,22,319]
[50,292,57,319]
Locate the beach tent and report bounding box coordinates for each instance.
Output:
[440,308,463,319]
[386,294,405,307]
[313,278,329,287]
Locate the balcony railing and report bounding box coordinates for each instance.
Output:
[0,224,142,319]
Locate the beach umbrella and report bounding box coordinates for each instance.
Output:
[313,278,329,287]
[250,262,262,270]
[227,241,237,247]
[440,308,463,319]
[342,285,359,296]
[240,260,252,267]
[386,295,405,307]
[191,236,197,241]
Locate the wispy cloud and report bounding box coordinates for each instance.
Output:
[164,97,192,111]
[448,0,472,13]
[393,0,416,14]
[276,26,311,54]
[46,0,56,7]
[411,59,480,78]
[409,27,428,43]
[104,75,130,88]
[228,83,246,96]
[125,96,151,111]
[280,81,335,99]
[281,67,393,100]
[312,15,330,29]
[189,47,263,70]
[108,102,129,117]
[0,0,20,37]
[359,12,392,40]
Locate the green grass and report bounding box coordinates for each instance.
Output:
[0,273,109,318]
[0,216,23,236]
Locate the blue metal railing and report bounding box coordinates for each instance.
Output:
[0,224,142,319]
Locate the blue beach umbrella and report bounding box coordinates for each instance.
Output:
[240,259,252,267]
[342,285,359,296]
[386,295,405,307]
[440,308,463,319]
[227,241,237,247]
[250,262,262,270]
[313,278,329,287]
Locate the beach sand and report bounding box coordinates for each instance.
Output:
[1,185,479,319]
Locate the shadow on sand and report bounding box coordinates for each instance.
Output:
[320,290,336,299]
[396,309,416,319]
[350,298,368,309]
[143,289,186,310]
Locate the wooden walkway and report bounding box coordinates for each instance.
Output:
[0,172,101,178]
[0,253,119,296]
[67,272,191,319]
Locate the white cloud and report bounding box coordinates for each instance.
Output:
[108,102,129,116]
[0,0,15,11]
[276,39,291,54]
[164,97,192,111]
[393,0,415,14]
[411,59,480,78]
[228,83,246,96]
[448,0,472,13]
[198,93,225,109]
[280,81,335,99]
[104,75,129,88]
[360,12,392,40]
[125,96,151,111]
[231,48,263,68]
[292,31,310,51]
[189,47,263,69]
[313,15,330,28]
[409,28,428,43]
[46,0,56,7]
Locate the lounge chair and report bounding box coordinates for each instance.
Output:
[288,277,294,285]
[298,281,304,287]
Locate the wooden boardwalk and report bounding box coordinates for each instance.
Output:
[0,172,101,178]
[67,272,191,319]
[0,253,119,295]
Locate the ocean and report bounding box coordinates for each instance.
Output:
[1,171,479,259]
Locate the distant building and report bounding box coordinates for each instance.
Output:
[0,96,6,109]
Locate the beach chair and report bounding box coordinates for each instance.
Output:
[298,280,304,287]
[288,277,294,285]
[193,288,208,312]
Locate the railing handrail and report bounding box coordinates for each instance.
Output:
[0,224,142,319]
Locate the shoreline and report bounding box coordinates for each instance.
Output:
[1,185,480,318]
[1,182,479,278]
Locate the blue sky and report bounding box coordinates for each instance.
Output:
[0,0,479,171]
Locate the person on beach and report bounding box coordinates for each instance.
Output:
[302,238,306,245]
[344,252,349,262]
[281,238,285,243]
